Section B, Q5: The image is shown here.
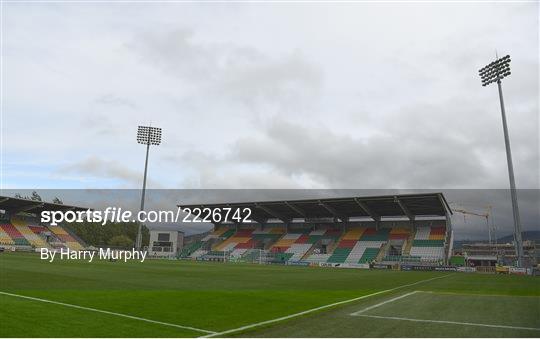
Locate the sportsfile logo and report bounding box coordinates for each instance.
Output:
[40,207,180,226]
[40,206,253,226]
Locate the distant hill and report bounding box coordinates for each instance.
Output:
[453,231,540,249]
[496,230,540,244]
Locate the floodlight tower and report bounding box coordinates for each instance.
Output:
[136,125,162,250]
[478,55,524,266]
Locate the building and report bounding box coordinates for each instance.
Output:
[148,230,184,258]
[461,241,537,267]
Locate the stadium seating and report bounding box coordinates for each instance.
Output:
[345,241,385,264]
[15,225,48,248]
[201,227,229,241]
[181,223,448,265]
[308,228,342,244]
[48,225,68,235]
[272,233,302,248]
[47,225,84,250]
[179,226,240,258]
[429,226,446,240]
[327,248,352,263]
[189,249,207,258]
[179,241,203,257]
[0,224,30,246]
[0,218,87,250]
[413,226,431,240]
[0,226,14,245]
[220,229,236,238]
[252,228,284,242]
[360,228,390,241]
[215,236,252,251]
[342,227,365,240]
[389,227,410,240]
[28,225,46,234]
[409,226,446,260]
[304,253,331,263]
[285,243,312,261]
[229,248,248,259]
[210,227,259,252]
[359,248,380,263]
[409,246,445,259]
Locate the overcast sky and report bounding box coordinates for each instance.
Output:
[3,2,538,190]
[2,2,539,237]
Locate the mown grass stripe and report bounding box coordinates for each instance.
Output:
[0,291,216,335]
[201,273,454,338]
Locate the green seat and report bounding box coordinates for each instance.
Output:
[327,248,352,263]
[307,235,322,244]
[220,229,235,239]
[179,241,203,257]
[358,248,379,263]
[14,238,30,246]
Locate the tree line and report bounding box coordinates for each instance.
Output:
[65,221,150,249]
[13,191,63,204]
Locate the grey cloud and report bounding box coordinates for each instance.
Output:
[128,28,323,114]
[60,157,161,188]
[226,118,486,189]
[4,2,537,194]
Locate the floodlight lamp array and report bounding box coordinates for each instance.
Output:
[137,126,162,145]
[478,55,511,87]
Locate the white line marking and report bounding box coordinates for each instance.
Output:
[201,273,454,338]
[420,290,540,299]
[354,314,540,332]
[0,291,216,335]
[350,291,419,316]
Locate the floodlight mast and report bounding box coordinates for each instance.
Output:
[136,126,162,250]
[478,55,524,267]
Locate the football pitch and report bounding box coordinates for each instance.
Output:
[0,253,538,338]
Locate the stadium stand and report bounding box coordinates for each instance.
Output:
[0,196,87,251]
[178,193,453,266]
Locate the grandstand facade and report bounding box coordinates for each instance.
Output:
[0,196,86,251]
[178,193,454,266]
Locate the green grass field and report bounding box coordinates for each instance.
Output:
[0,252,538,337]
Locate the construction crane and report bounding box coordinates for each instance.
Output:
[450,203,497,246]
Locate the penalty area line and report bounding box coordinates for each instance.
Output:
[350,290,419,316]
[354,314,540,332]
[0,291,216,335]
[201,273,454,338]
